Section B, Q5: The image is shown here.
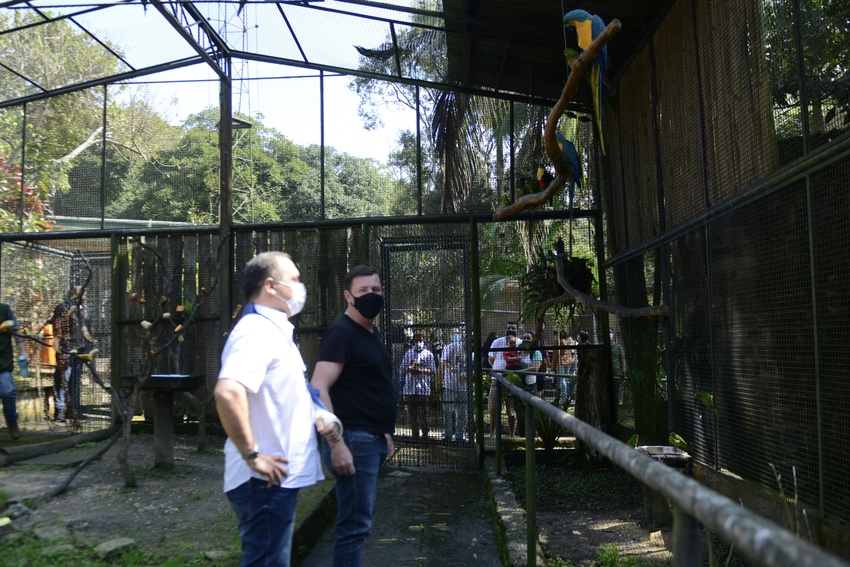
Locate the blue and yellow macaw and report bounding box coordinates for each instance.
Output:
[563,9,608,155]
[557,133,582,210]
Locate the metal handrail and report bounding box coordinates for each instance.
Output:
[491,373,849,567]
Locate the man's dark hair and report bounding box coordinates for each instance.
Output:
[242,252,292,300]
[344,265,380,291]
[578,330,589,342]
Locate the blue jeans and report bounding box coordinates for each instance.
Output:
[65,356,83,417]
[322,430,388,567]
[0,371,18,427]
[443,388,468,440]
[559,376,571,406]
[54,367,67,412]
[226,477,299,567]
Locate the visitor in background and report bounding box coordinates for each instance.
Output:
[0,301,28,440]
[441,325,469,444]
[401,332,436,442]
[555,329,575,407]
[520,332,543,395]
[488,321,521,437]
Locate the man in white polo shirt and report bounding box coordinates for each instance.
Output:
[215,251,340,567]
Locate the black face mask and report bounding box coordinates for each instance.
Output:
[506,330,517,337]
[352,292,384,319]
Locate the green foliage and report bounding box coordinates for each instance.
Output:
[535,408,568,451]
[0,531,234,566]
[764,1,850,134]
[0,12,126,200]
[597,544,670,566]
[545,555,578,567]
[0,159,54,233]
[76,107,399,224]
[519,244,597,327]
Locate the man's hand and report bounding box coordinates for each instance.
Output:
[329,439,355,476]
[248,454,289,488]
[316,416,342,444]
[385,434,395,460]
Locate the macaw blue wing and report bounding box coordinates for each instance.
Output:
[556,133,581,210]
[563,10,608,155]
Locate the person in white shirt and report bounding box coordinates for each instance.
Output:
[441,325,469,443]
[401,332,436,442]
[487,321,522,436]
[215,251,340,567]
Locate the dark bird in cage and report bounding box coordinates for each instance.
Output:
[563,9,609,155]
[355,45,396,61]
[555,237,566,256]
[551,238,595,296]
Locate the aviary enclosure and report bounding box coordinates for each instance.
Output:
[1,0,849,555]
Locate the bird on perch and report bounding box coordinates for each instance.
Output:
[557,133,582,211]
[563,9,609,155]
[536,164,555,191]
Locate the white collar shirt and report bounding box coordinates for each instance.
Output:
[218,304,323,492]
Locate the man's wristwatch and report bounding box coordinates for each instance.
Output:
[243,445,259,461]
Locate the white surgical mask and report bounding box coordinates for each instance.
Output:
[275,280,307,317]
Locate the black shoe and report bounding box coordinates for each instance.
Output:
[54,411,66,423]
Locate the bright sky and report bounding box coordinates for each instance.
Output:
[128,64,412,162]
[76,2,415,163]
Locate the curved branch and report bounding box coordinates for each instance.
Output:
[528,250,669,344]
[494,19,622,221]
[35,427,121,501]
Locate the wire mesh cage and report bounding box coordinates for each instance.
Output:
[0,238,112,433]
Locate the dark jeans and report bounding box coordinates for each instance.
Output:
[405,394,429,440]
[322,430,388,567]
[0,371,18,427]
[226,477,299,567]
[54,354,83,417]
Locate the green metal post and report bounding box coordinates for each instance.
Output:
[495,380,502,476]
[525,398,537,566]
[110,234,122,426]
[469,219,484,468]
[361,223,370,263]
[671,506,701,567]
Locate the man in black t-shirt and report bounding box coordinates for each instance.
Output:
[311,265,396,567]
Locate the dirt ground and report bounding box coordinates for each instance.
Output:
[0,433,243,562]
[0,433,672,566]
[505,450,673,566]
[537,507,672,565]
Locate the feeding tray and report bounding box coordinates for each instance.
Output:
[637,445,692,474]
[120,374,205,392]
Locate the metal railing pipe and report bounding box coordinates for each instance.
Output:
[493,374,850,567]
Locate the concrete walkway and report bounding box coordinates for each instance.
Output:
[300,466,504,567]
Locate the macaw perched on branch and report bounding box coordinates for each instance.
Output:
[563,9,609,155]
[537,135,581,210]
[556,133,582,210]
